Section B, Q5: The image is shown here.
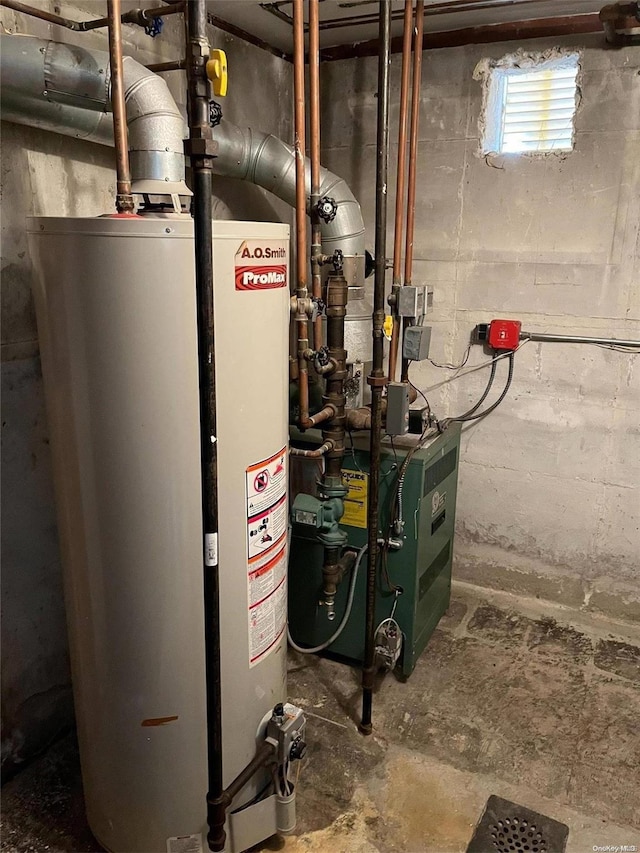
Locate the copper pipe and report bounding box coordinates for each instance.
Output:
[387,0,414,383]
[404,1,424,288]
[309,0,323,352]
[293,0,311,427]
[293,0,308,296]
[107,0,134,213]
[301,404,336,430]
[401,0,424,382]
[290,441,334,458]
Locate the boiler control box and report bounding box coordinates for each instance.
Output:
[488,319,521,350]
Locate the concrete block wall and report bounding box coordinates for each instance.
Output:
[0,1,293,777]
[321,34,639,621]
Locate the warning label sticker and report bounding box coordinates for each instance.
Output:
[341,470,368,529]
[246,447,288,667]
[235,240,288,291]
[247,494,287,563]
[166,835,203,853]
[249,572,287,666]
[249,547,287,610]
[247,449,287,518]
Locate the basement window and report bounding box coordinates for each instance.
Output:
[481,53,580,155]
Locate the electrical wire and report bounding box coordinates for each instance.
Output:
[595,344,640,354]
[422,339,530,395]
[347,429,363,472]
[428,344,471,370]
[446,351,515,424]
[456,355,498,420]
[286,543,368,654]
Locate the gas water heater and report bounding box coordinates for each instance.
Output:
[28,216,303,853]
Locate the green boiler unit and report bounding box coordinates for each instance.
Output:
[288,424,461,677]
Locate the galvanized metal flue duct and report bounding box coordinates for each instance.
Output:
[0,33,365,276]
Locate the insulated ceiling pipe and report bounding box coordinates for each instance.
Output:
[0,33,188,197]
[0,33,366,281]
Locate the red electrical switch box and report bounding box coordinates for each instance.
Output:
[488,319,521,350]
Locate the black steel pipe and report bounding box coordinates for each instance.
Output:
[145,59,186,73]
[208,741,277,845]
[361,0,391,736]
[184,2,224,851]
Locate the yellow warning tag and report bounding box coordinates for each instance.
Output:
[341,470,368,528]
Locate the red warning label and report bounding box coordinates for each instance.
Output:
[235,240,288,291]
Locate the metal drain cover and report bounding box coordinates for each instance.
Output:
[466,795,569,853]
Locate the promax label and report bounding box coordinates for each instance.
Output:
[235,240,288,291]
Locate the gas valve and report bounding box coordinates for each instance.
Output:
[316,196,338,223]
[209,100,223,128]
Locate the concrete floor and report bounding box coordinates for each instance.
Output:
[2,582,639,853]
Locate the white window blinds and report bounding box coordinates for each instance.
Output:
[482,54,580,155]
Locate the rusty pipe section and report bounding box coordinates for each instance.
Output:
[401,0,425,383]
[309,0,323,353]
[600,2,640,43]
[107,0,134,213]
[0,34,189,197]
[0,0,185,31]
[388,0,413,384]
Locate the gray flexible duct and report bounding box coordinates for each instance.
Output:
[0,34,188,195]
[0,33,365,278]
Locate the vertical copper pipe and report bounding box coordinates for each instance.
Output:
[107,0,134,213]
[404,0,424,288]
[293,0,311,426]
[387,0,413,383]
[401,0,424,382]
[309,0,323,353]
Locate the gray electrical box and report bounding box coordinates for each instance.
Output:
[386,382,410,435]
[403,325,432,361]
[398,285,427,319]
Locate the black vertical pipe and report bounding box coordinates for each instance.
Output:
[184,2,224,850]
[360,0,391,736]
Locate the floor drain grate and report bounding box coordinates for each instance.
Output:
[466,796,569,853]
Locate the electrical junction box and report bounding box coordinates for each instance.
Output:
[488,318,521,350]
[386,382,410,435]
[397,285,433,319]
[403,325,432,361]
[288,424,461,677]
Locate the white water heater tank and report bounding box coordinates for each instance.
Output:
[28,216,291,853]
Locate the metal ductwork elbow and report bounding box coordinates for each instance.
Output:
[1,34,366,272]
[211,122,367,287]
[0,33,189,196]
